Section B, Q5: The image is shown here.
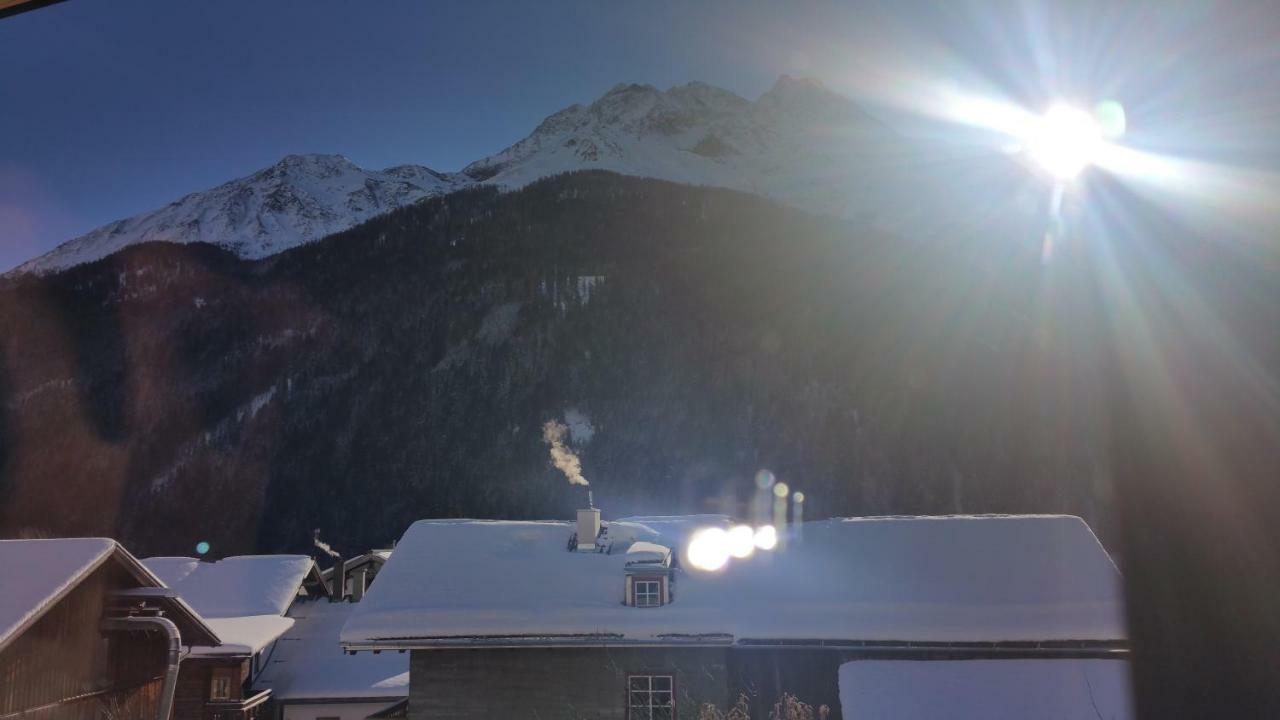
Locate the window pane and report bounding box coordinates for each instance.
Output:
[630,677,650,691]
[653,708,673,720]
[631,707,653,720]
[653,676,672,691]
[631,691,649,706]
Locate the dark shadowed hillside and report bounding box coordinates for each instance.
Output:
[0,171,1230,556]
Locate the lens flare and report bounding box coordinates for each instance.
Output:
[1022,104,1104,180]
[195,541,210,555]
[753,525,778,550]
[686,528,731,571]
[727,525,756,559]
[1094,100,1126,139]
[772,481,790,498]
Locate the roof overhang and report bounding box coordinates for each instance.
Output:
[108,587,222,647]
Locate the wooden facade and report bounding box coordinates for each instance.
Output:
[402,643,1129,720]
[172,657,271,720]
[408,647,728,720]
[0,562,168,720]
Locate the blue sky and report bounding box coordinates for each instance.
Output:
[2,0,1276,270]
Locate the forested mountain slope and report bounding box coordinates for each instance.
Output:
[0,172,1214,556]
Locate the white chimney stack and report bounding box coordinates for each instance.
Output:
[577,507,601,552]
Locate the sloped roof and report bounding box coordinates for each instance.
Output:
[341,515,1127,648]
[142,555,313,618]
[253,600,408,700]
[0,538,116,651]
[1,538,220,652]
[192,615,296,656]
[142,554,314,657]
[837,659,1134,719]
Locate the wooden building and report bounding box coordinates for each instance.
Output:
[0,538,219,720]
[341,514,1136,720]
[142,555,322,720]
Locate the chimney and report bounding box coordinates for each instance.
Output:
[329,556,347,602]
[576,498,601,552]
[351,566,368,602]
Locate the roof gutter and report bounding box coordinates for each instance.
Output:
[102,616,181,720]
[342,636,1128,656]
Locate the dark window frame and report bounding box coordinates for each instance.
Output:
[627,673,676,720]
[633,578,663,607]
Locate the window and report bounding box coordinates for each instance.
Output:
[210,672,234,701]
[629,675,674,720]
[634,579,662,607]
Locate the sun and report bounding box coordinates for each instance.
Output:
[1021,104,1105,181]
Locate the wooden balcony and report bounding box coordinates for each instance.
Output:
[203,690,271,720]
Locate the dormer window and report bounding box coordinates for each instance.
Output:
[634,579,662,608]
[625,541,673,608]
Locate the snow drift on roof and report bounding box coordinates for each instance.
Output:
[838,659,1134,719]
[142,554,313,618]
[191,615,296,656]
[254,600,408,700]
[341,515,1127,646]
[143,556,200,586]
[0,538,116,649]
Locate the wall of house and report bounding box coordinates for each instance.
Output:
[0,562,167,720]
[173,656,251,720]
[728,647,1133,720]
[409,647,730,720]
[728,650,846,720]
[280,700,400,720]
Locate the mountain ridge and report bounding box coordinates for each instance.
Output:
[13,75,924,277]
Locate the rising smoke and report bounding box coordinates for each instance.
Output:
[542,419,588,486]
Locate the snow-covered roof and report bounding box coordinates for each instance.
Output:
[142,555,314,618]
[0,538,118,651]
[838,659,1134,719]
[192,615,296,656]
[143,556,200,586]
[254,600,408,700]
[625,542,672,566]
[340,515,1127,648]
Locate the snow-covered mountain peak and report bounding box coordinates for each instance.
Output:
[462,75,911,219]
[13,154,468,276]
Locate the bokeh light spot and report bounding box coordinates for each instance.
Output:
[727,525,756,558]
[687,528,731,571]
[195,541,210,555]
[1094,100,1127,139]
[753,525,778,550]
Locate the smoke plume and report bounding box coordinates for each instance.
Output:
[542,419,588,486]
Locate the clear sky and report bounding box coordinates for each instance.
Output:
[2,0,1276,271]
